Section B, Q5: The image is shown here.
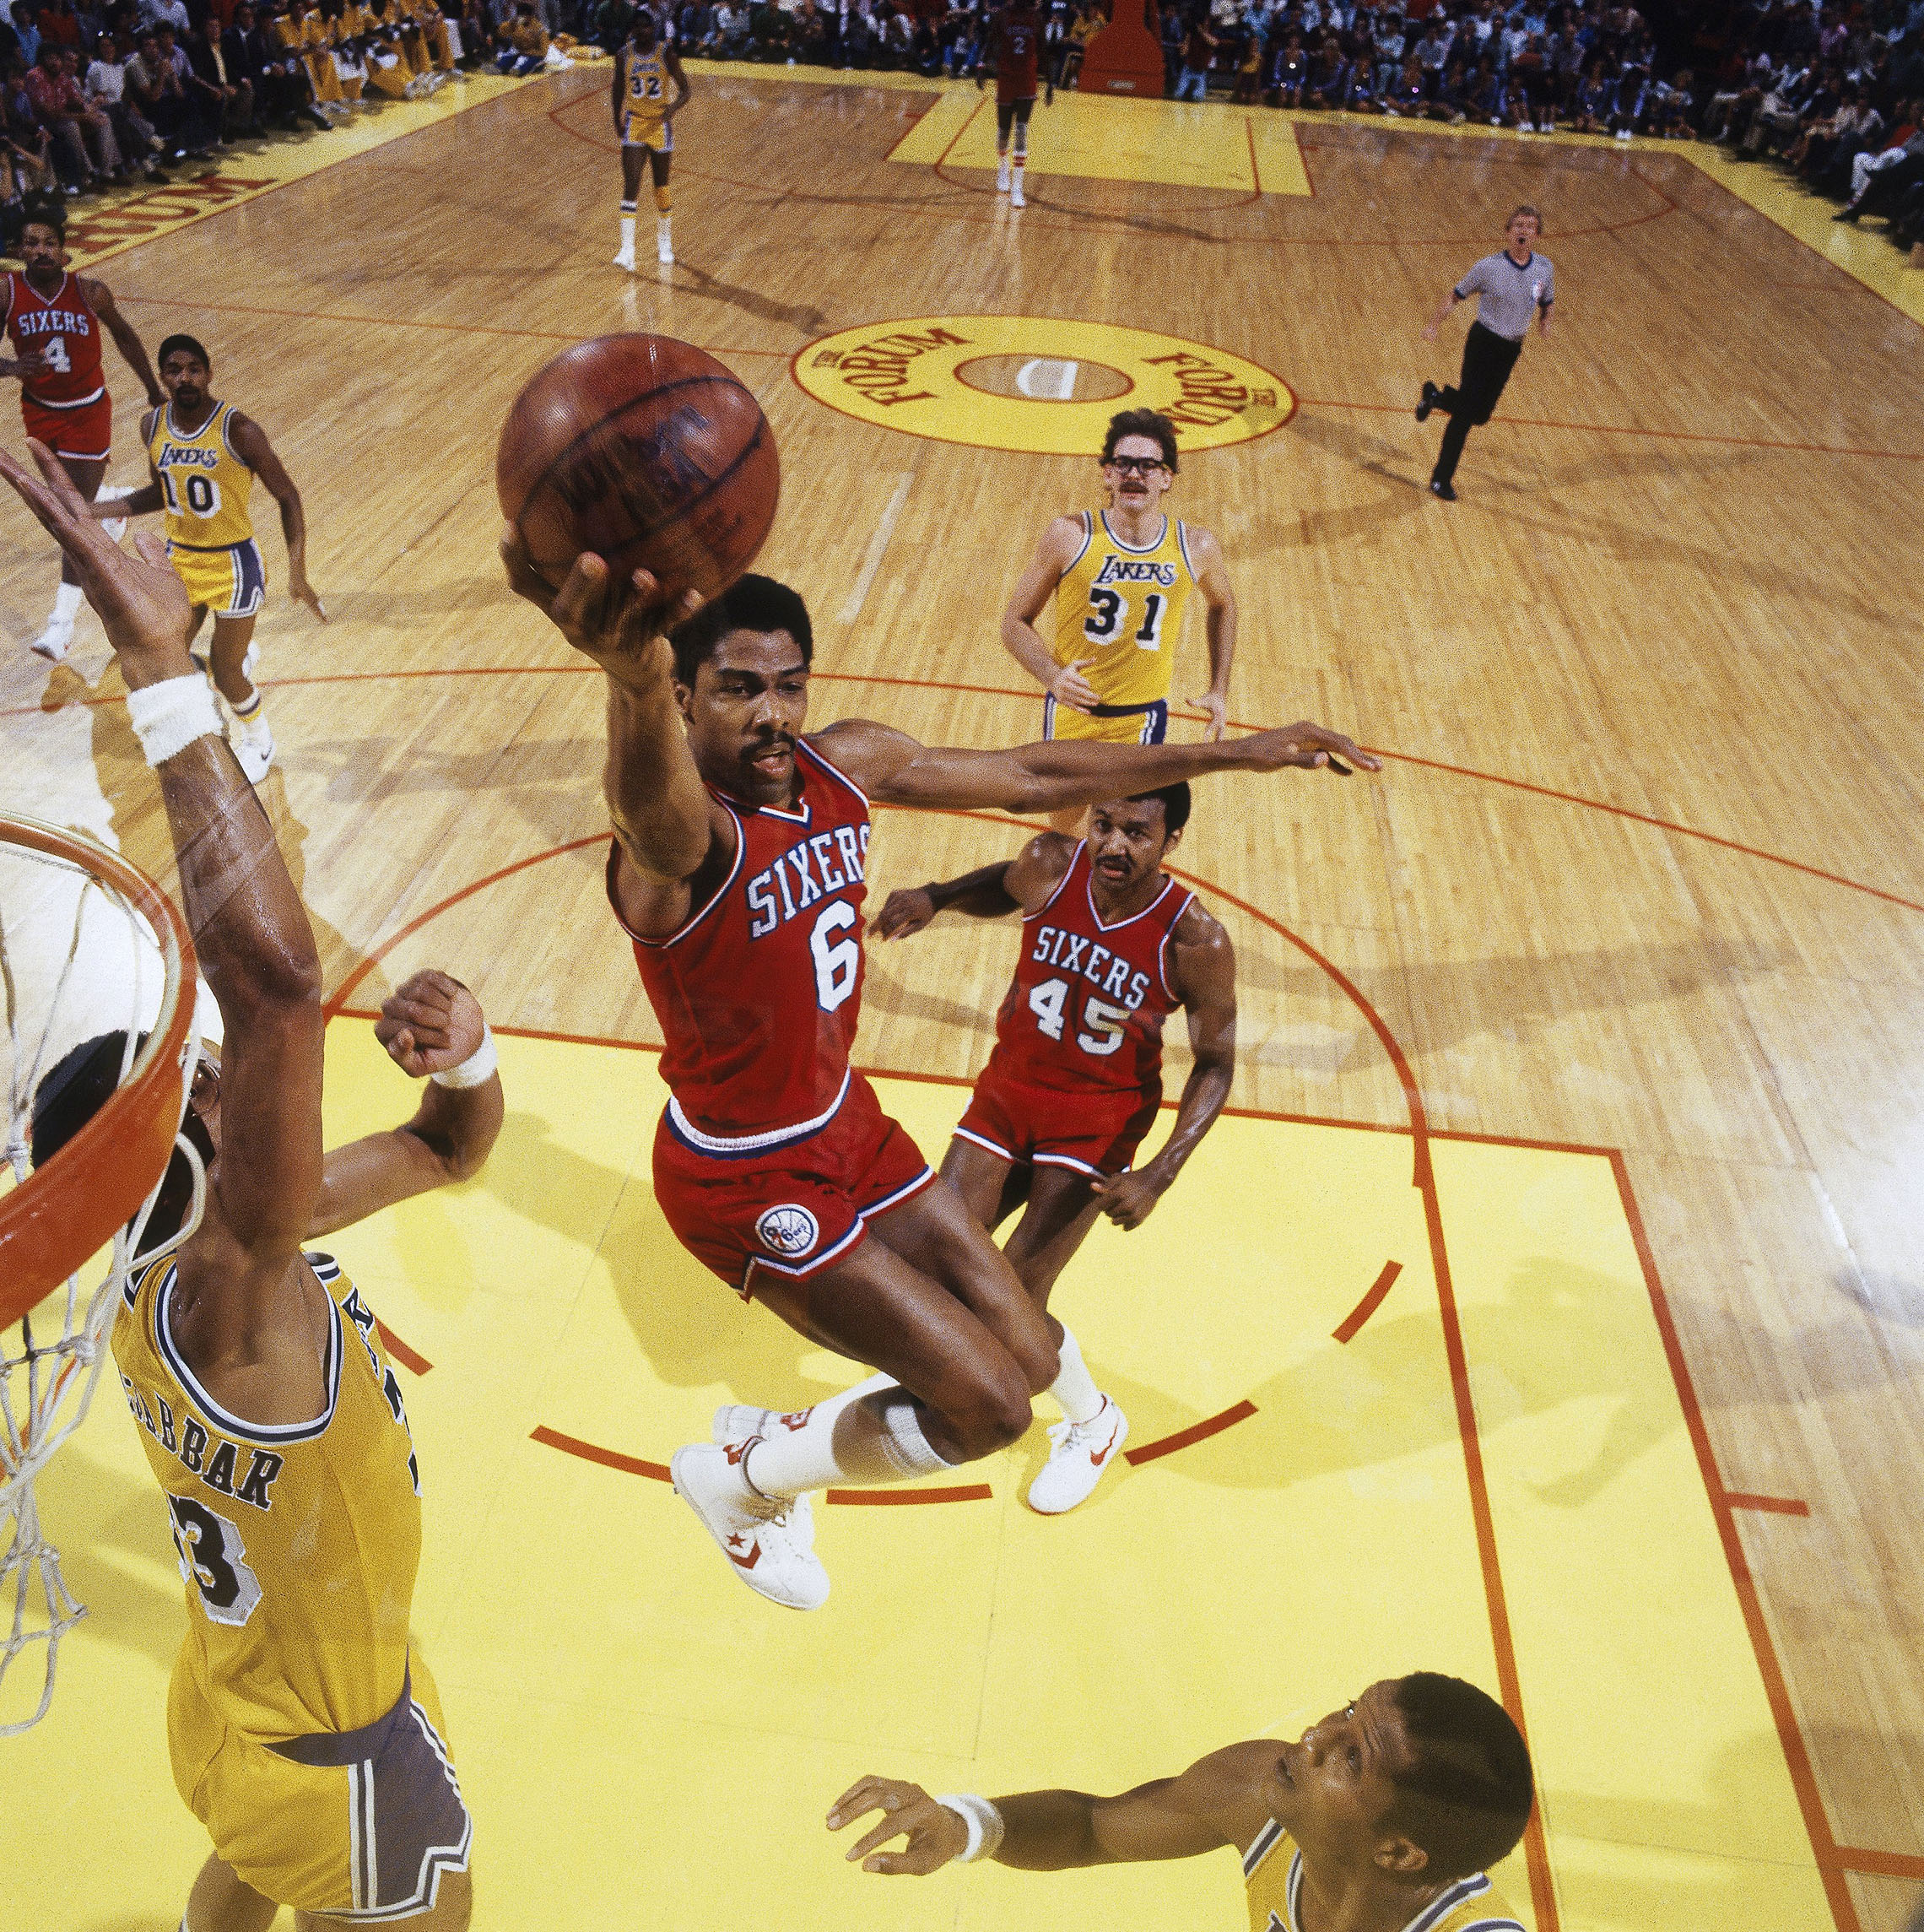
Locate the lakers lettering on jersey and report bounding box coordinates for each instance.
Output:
[148,401,256,552]
[1053,508,1199,710]
[1242,1820,1526,1932]
[110,1247,424,1742]
[622,46,671,146]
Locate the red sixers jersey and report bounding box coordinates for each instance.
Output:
[3,271,105,411]
[994,7,1040,100]
[986,842,1194,1098]
[617,740,873,1146]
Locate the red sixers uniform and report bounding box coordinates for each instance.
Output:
[3,270,111,462]
[955,842,1195,1178]
[993,5,1040,102]
[608,739,935,1296]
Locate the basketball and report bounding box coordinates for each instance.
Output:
[495,334,780,607]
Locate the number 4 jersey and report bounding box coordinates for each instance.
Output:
[111,1247,423,1742]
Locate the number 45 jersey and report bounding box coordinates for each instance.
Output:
[111,1247,423,1741]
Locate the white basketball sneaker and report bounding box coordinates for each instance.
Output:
[713,1402,776,1446]
[670,1442,830,1610]
[1010,173,1024,208]
[28,620,72,663]
[233,723,274,784]
[997,158,1010,192]
[1026,1396,1128,1515]
[613,244,635,271]
[657,218,673,264]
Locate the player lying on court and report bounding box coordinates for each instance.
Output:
[501,541,1375,1611]
[876,782,1232,1513]
[829,1673,1531,1932]
[1003,408,1238,831]
[95,333,326,786]
[8,440,500,1932]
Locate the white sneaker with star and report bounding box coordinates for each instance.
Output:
[1026,1395,1128,1515]
[671,1442,829,1610]
[713,1402,774,1446]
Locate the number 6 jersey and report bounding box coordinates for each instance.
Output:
[111,1247,423,1742]
[1051,509,1199,710]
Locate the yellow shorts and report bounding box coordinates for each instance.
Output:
[169,1643,471,1917]
[1041,695,1170,744]
[620,114,672,152]
[167,538,266,620]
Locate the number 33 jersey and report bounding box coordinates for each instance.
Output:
[147,401,257,551]
[989,839,1194,1101]
[1052,509,1199,709]
[613,739,873,1145]
[111,1248,423,1742]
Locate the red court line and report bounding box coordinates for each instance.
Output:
[1123,1398,1258,1467]
[376,1321,434,1375]
[1724,1492,1812,1518]
[1246,116,1262,194]
[824,1483,993,1504]
[1833,1846,1924,1881]
[532,1423,672,1483]
[1332,1260,1402,1344]
[1608,1150,1860,1932]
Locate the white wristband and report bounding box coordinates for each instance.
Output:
[936,1793,1005,1864]
[126,674,224,768]
[430,1023,497,1089]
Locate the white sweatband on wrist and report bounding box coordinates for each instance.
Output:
[936,1794,1005,1864]
[430,1023,497,1089]
[126,674,224,768]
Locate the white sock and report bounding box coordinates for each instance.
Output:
[743,1390,953,1497]
[51,582,83,625]
[1048,1323,1105,1425]
[657,214,672,241]
[619,209,635,248]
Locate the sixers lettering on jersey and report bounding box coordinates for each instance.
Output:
[3,269,105,409]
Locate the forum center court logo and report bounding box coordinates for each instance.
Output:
[791,317,1294,456]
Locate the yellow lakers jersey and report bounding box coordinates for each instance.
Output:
[1052,509,1199,708]
[622,45,670,140]
[148,401,256,551]
[110,1247,423,1741]
[1243,1820,1525,1932]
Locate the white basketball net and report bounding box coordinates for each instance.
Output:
[0,836,198,1735]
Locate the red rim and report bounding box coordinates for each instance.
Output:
[0,818,197,1330]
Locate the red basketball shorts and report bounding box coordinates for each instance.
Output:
[652,1070,936,1297]
[953,1068,1161,1179]
[22,394,111,463]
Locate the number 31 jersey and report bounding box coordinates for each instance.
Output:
[987,839,1193,1100]
[1051,509,1199,710]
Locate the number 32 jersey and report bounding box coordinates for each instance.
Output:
[614,739,873,1144]
[1052,509,1199,710]
[987,839,1193,1101]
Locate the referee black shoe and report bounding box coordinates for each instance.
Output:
[1429,478,1457,501]
[1415,381,1440,423]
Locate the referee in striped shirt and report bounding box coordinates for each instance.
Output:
[1416,206,1555,501]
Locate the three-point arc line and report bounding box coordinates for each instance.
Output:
[1333,1261,1403,1345]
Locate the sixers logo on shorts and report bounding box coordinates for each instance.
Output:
[754,1204,820,1258]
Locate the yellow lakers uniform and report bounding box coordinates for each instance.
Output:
[1243,1819,1525,1932]
[148,401,267,621]
[111,1247,470,1918]
[620,44,673,149]
[1048,508,1199,744]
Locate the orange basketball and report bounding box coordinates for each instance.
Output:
[496,335,780,607]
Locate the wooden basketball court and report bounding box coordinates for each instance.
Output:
[3,63,1921,1932]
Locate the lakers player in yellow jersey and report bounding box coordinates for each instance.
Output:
[613,8,689,269]
[8,438,503,1932]
[1003,407,1240,830]
[102,334,324,786]
[830,1674,1532,1932]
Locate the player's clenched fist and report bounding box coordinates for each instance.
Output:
[874,886,937,940]
[827,1777,970,1875]
[375,969,486,1080]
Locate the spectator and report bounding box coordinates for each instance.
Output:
[84,29,166,174]
[28,42,125,187]
[495,0,545,67]
[184,13,250,136]
[2,53,57,192]
[125,24,210,155]
[1174,5,1217,96]
[138,0,189,34]
[1427,51,1469,116]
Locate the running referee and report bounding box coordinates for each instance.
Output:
[1416,205,1555,501]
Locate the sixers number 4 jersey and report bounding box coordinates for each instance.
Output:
[3,270,105,410]
[624,741,873,1140]
[986,841,1193,1099]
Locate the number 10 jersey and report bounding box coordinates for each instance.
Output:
[1051,509,1199,710]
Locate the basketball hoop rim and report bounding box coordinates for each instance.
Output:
[0,815,197,1330]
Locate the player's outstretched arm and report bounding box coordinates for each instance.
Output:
[874,831,1073,939]
[1186,523,1235,743]
[1091,906,1235,1231]
[813,716,1378,817]
[82,275,165,406]
[827,1743,1272,1877]
[231,411,326,621]
[306,970,504,1238]
[1002,515,1100,714]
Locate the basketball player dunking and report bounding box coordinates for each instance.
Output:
[1002,407,1238,831]
[0,211,163,663]
[503,541,1375,1610]
[828,1674,1532,1932]
[613,9,690,269]
[100,333,326,785]
[8,441,503,1932]
[875,782,1235,1513]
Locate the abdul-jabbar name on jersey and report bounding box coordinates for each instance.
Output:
[986,840,1194,1098]
[620,739,873,1145]
[1243,1820,1524,1932]
[110,1248,423,1743]
[1052,509,1200,711]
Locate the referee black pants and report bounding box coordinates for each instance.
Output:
[1432,321,1524,486]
